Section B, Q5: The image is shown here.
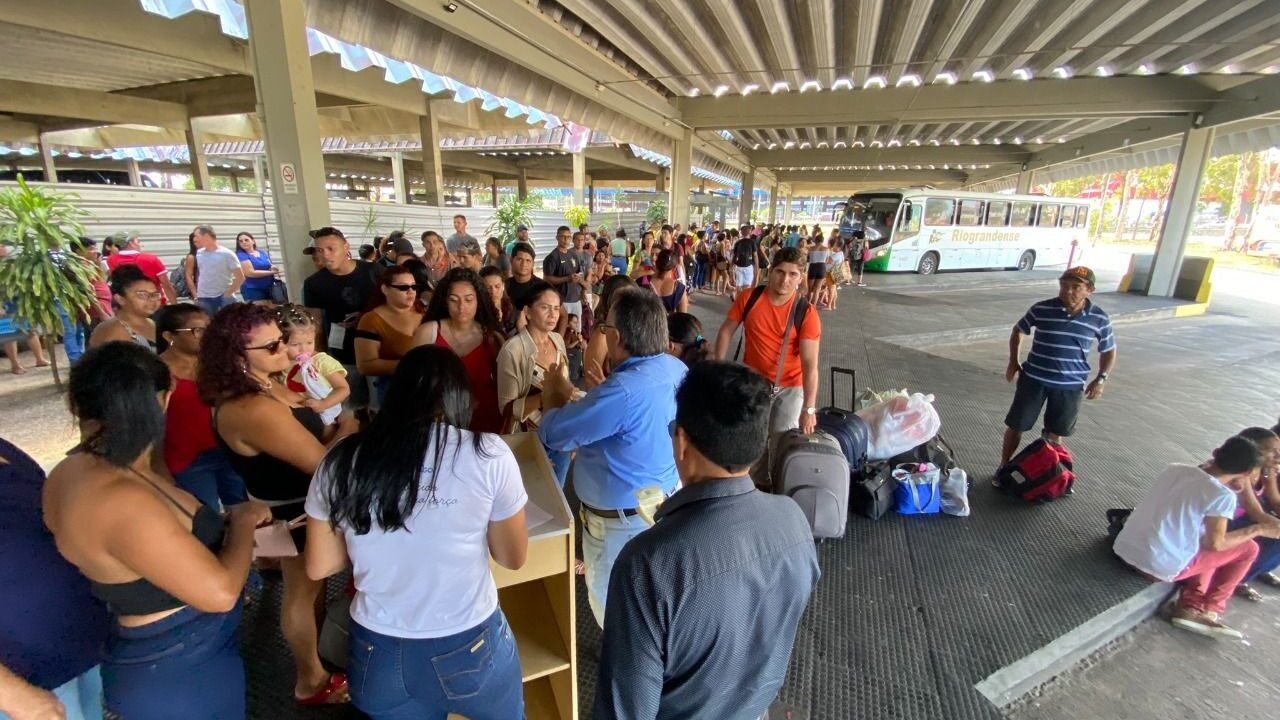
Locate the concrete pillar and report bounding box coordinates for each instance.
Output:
[418,104,445,206]
[125,158,142,188]
[252,156,266,192]
[588,182,595,213]
[491,179,499,207]
[244,0,330,290]
[37,134,57,183]
[1149,126,1216,297]
[390,152,407,204]
[1015,168,1034,195]
[517,169,528,200]
[767,185,778,224]
[739,167,756,225]
[465,187,473,207]
[669,129,692,229]
[572,151,586,206]
[231,174,241,192]
[655,171,665,193]
[186,120,210,191]
[784,191,794,223]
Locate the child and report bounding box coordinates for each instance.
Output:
[277,304,350,425]
[564,314,584,382]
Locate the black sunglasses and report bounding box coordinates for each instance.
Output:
[246,338,286,353]
[386,283,419,293]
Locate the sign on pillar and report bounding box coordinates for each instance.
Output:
[280,163,298,195]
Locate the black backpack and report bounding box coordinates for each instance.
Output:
[733,238,756,267]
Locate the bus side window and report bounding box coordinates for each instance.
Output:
[1010,202,1033,227]
[898,202,920,234]
[1038,204,1060,227]
[957,199,983,226]
[1077,206,1088,229]
[1059,206,1076,228]
[924,198,955,226]
[987,201,1010,226]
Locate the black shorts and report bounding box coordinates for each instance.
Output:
[1004,373,1082,437]
[807,263,827,280]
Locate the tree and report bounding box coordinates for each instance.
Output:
[563,205,590,229]
[485,194,539,243]
[646,199,668,224]
[0,176,98,388]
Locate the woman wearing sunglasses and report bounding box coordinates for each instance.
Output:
[356,266,427,409]
[89,264,160,351]
[199,303,354,707]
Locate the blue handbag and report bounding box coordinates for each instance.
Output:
[893,463,942,515]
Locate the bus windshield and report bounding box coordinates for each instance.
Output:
[836,193,901,248]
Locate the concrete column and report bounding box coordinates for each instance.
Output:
[517,169,528,200]
[669,129,692,228]
[572,151,586,206]
[252,156,266,192]
[655,171,665,193]
[390,152,408,204]
[186,120,210,191]
[244,0,330,290]
[739,167,756,225]
[37,134,57,183]
[1015,168,1034,195]
[784,191,794,223]
[1149,126,1216,297]
[767,185,778,224]
[125,158,142,188]
[231,174,241,193]
[418,104,445,207]
[491,179,499,207]
[588,182,595,213]
[465,187,473,207]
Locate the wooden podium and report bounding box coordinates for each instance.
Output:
[488,432,578,720]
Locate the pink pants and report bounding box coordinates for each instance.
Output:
[1174,540,1260,614]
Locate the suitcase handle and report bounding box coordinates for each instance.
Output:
[829,366,856,410]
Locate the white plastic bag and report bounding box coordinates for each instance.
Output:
[941,468,970,517]
[856,387,908,410]
[856,392,942,460]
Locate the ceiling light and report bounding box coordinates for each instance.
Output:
[713,84,730,97]
[863,75,886,89]
[971,138,981,145]
[1013,136,1023,144]
[1013,68,1033,81]
[752,143,760,150]
[595,82,606,92]
[1095,66,1111,77]
[933,72,957,85]
[688,88,700,97]
[443,3,458,13]
[992,137,1002,145]
[887,139,901,147]
[741,83,759,95]
[908,139,921,146]
[832,77,853,90]
[784,141,796,149]
[1265,66,1280,74]
[928,139,940,146]
[1177,64,1196,75]
[1056,136,1067,143]
[1035,136,1044,144]
[799,80,822,92]
[870,140,883,147]
[896,74,921,87]
[950,138,961,145]
[768,142,777,149]
[1052,66,1072,79]
[834,141,847,148]
[818,141,829,148]
[1135,64,1154,76]
[1218,65,1237,74]
[770,81,790,94]
[853,140,865,147]
[800,142,811,148]
[972,70,994,83]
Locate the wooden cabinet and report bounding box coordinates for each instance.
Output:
[491,432,577,720]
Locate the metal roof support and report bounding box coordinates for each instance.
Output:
[418,104,445,207]
[517,169,529,200]
[669,129,692,229]
[244,0,330,291]
[767,184,778,225]
[37,135,57,183]
[186,119,210,191]
[1149,125,1215,298]
[1015,168,1034,195]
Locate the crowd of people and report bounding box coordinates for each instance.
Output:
[2,211,1277,720]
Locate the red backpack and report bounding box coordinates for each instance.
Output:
[998,438,1075,502]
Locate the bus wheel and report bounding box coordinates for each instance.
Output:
[917,252,939,275]
[1017,250,1036,271]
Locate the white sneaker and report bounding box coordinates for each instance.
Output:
[1170,608,1244,639]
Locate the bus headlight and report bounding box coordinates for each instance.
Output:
[876,250,886,257]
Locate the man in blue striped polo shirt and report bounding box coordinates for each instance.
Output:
[1001,266,1118,466]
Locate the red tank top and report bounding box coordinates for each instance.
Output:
[163,377,216,475]
[435,330,502,434]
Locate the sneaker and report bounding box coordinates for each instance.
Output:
[1170,607,1244,639]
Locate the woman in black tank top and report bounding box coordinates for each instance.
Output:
[42,342,272,720]
[198,303,353,705]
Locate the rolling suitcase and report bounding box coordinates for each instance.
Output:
[772,429,850,539]
[815,366,870,471]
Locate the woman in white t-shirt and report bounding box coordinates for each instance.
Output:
[304,345,529,720]
[1113,435,1280,639]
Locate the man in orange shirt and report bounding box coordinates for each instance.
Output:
[713,246,821,488]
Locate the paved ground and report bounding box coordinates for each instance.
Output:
[4,256,1278,720]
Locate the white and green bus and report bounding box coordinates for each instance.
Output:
[836,189,1091,275]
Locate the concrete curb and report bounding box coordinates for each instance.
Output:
[975,581,1174,708]
[877,302,1208,347]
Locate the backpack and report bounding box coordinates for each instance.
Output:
[733,286,809,377]
[732,238,756,267]
[996,438,1075,502]
[170,263,191,299]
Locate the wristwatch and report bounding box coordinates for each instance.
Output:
[1097,372,1109,382]
[804,407,817,415]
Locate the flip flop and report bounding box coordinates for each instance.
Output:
[1234,583,1264,602]
[1258,572,1280,588]
[295,672,349,705]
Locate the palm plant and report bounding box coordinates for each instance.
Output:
[563,205,590,230]
[0,176,97,388]
[646,199,668,225]
[485,194,539,242]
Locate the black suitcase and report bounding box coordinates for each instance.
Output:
[815,366,870,471]
[851,462,897,520]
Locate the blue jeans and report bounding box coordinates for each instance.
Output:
[692,259,708,289]
[196,296,234,316]
[0,666,102,720]
[241,286,271,302]
[580,508,649,627]
[348,609,523,720]
[102,604,244,720]
[57,304,86,363]
[1228,514,1280,583]
[173,448,247,511]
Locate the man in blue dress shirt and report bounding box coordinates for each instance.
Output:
[538,288,688,627]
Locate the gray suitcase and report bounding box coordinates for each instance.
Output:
[772,429,850,539]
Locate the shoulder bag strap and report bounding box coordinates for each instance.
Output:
[734,285,768,361]
[772,295,800,388]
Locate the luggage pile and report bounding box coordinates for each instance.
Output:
[770,367,971,542]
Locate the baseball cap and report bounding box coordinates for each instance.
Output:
[516,224,529,233]
[1059,266,1095,287]
[391,237,415,256]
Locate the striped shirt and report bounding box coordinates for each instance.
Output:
[1017,298,1116,389]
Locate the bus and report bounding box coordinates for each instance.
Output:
[835,189,1091,274]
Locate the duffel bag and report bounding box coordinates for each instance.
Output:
[996,438,1075,502]
[851,462,896,520]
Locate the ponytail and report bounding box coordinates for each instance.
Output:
[69,342,171,466]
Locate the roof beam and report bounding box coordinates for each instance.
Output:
[747,145,1031,168]
[386,0,681,141]
[0,79,190,128]
[1200,74,1280,128]
[678,76,1220,129]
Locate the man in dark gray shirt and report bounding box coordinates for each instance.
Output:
[595,360,820,720]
